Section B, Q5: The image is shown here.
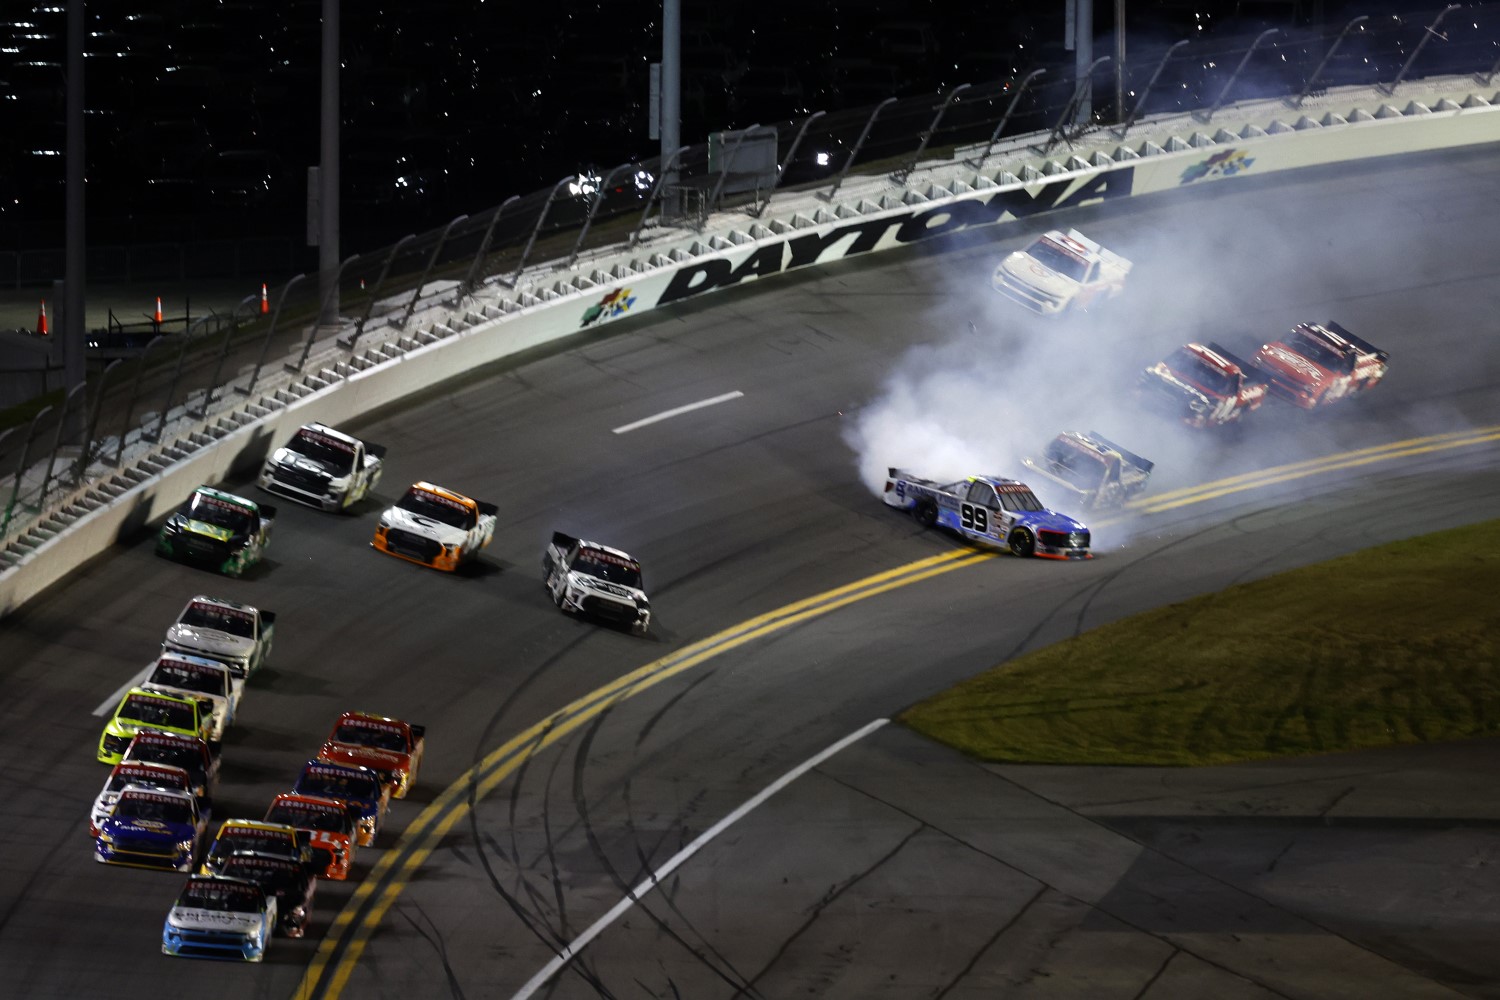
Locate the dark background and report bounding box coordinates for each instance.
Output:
[0,0,1437,262]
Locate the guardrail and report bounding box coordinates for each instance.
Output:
[2,5,1499,617]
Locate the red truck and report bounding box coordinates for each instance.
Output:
[1138,341,1268,428]
[1251,321,1389,409]
[316,712,425,800]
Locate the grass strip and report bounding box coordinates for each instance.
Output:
[901,519,1500,766]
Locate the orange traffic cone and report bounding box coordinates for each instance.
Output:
[153,296,164,324]
[37,299,48,335]
[260,282,270,315]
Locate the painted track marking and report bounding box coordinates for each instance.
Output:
[612,391,744,434]
[509,718,890,999]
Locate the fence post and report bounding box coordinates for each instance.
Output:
[1291,17,1368,108]
[753,111,825,218]
[115,336,169,466]
[39,383,86,507]
[822,97,897,201]
[195,293,258,417]
[629,146,689,247]
[1198,29,1280,122]
[3,406,52,538]
[75,359,123,481]
[969,69,1045,168]
[290,255,358,372]
[1042,57,1110,153]
[344,235,414,353]
[569,163,637,269]
[147,334,192,444]
[508,179,573,286]
[400,215,468,329]
[239,273,306,396]
[1379,5,1461,96]
[1116,42,1188,137]
[459,196,519,299]
[895,83,970,185]
[708,124,768,212]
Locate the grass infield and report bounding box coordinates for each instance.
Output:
[901,519,1500,766]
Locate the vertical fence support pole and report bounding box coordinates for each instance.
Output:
[1198,29,1280,122]
[3,407,52,537]
[195,293,257,417]
[291,255,358,371]
[823,97,897,202]
[1116,41,1188,137]
[75,359,123,481]
[345,236,414,353]
[508,179,573,286]
[39,384,86,507]
[753,110,825,218]
[708,125,766,211]
[629,146,689,247]
[896,83,970,185]
[971,69,1045,167]
[149,334,192,444]
[1380,5,1460,96]
[115,337,168,466]
[569,164,637,269]
[1292,17,1368,107]
[239,273,307,396]
[401,215,468,328]
[1042,57,1110,153]
[459,196,519,299]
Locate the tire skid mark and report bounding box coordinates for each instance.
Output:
[394,902,469,1000]
[737,818,926,996]
[571,700,761,997]
[820,768,1300,1000]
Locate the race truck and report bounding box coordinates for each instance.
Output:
[1251,321,1390,409]
[1021,431,1154,511]
[316,711,425,800]
[217,853,316,938]
[121,730,219,809]
[161,875,277,962]
[162,595,275,682]
[200,819,314,877]
[91,761,194,836]
[264,793,359,880]
[258,422,386,512]
[155,486,275,577]
[1138,341,1268,428]
[292,760,390,847]
[142,653,240,745]
[94,784,208,872]
[882,470,1092,560]
[542,532,652,633]
[372,481,498,572]
[990,228,1131,315]
[98,687,206,764]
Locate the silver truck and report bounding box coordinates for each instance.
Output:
[258,422,385,512]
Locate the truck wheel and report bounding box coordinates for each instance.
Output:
[914,499,938,528]
[1008,528,1035,558]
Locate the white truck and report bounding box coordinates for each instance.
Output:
[1021,431,1154,511]
[991,229,1131,315]
[543,532,652,634]
[162,595,276,682]
[142,652,242,745]
[258,422,385,512]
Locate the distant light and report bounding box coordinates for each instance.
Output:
[815,151,831,167]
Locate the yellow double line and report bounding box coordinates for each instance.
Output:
[294,548,991,999]
[297,424,1500,998]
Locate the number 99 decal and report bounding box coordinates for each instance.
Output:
[959,503,989,534]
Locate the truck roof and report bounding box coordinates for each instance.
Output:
[182,594,261,615]
[410,481,477,510]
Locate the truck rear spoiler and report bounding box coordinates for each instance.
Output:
[1325,321,1389,362]
[260,610,276,626]
[409,724,425,741]
[1206,341,1267,385]
[477,501,499,517]
[365,442,388,459]
[551,530,579,551]
[1085,431,1154,475]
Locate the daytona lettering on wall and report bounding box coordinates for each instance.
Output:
[654,168,1134,307]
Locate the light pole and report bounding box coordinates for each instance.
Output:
[318,0,341,328]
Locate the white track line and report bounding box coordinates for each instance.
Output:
[611,390,744,434]
[510,717,890,999]
[93,664,153,716]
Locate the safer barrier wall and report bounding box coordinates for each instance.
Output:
[3,87,1498,618]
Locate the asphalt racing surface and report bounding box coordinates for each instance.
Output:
[2,146,1499,999]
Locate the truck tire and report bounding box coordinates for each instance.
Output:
[914,499,938,528]
[1008,528,1035,558]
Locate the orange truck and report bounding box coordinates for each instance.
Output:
[264,793,359,880]
[315,712,425,800]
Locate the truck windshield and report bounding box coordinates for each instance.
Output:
[332,723,407,751]
[1170,349,1238,396]
[287,429,357,474]
[115,793,194,826]
[1286,329,1352,372]
[179,602,257,638]
[396,488,475,529]
[574,552,643,589]
[121,694,196,731]
[1043,440,1105,490]
[179,881,262,913]
[149,662,224,695]
[1027,240,1090,282]
[185,493,255,533]
[267,801,350,832]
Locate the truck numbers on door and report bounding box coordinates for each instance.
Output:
[960,504,989,534]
